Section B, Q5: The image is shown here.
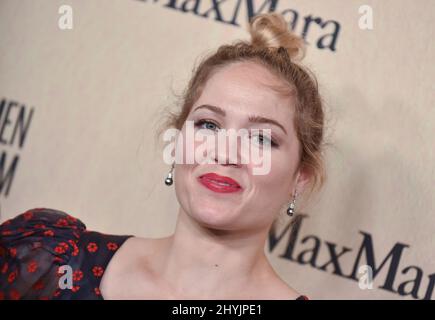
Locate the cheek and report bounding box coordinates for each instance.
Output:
[174,163,196,190]
[248,152,295,196]
[173,163,197,210]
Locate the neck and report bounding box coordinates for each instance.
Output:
[157,207,275,299]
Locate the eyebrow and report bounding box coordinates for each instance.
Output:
[192,104,288,135]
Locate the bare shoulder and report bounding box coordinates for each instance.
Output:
[116,236,165,256]
[106,236,163,269]
[100,236,167,299]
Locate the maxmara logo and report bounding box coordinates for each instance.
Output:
[136,0,341,52]
[269,215,434,300]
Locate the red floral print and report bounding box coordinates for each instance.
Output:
[54,242,69,254]
[8,270,17,283]
[1,263,8,274]
[87,242,98,253]
[107,242,118,251]
[55,218,69,227]
[66,215,78,223]
[9,289,20,300]
[44,230,55,237]
[23,211,33,221]
[9,248,17,257]
[32,280,45,290]
[69,239,79,256]
[92,266,104,277]
[1,230,12,236]
[27,261,38,273]
[0,208,133,299]
[73,270,84,282]
[53,256,65,264]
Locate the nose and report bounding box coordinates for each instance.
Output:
[214,154,241,167]
[213,131,243,167]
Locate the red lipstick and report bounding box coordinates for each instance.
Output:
[198,173,242,193]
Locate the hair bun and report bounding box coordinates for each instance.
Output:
[248,13,306,61]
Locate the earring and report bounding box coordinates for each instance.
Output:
[287,190,298,216]
[164,163,175,186]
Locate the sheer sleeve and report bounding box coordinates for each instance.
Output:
[0,208,86,300]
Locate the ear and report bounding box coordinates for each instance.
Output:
[294,164,312,195]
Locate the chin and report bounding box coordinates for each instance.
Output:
[189,205,240,230]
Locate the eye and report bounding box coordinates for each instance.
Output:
[194,119,220,131]
[251,132,279,148]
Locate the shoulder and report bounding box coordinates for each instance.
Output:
[0,207,132,300]
[1,207,86,232]
[0,207,87,256]
[99,236,165,299]
[1,208,79,223]
[0,208,87,299]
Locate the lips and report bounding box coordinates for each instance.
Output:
[198,173,242,193]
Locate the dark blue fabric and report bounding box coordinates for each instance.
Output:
[0,208,132,300]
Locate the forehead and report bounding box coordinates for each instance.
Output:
[196,61,296,119]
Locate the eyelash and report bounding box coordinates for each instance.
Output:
[193,119,279,148]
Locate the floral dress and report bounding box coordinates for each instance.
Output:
[0,208,309,300]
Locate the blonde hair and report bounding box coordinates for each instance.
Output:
[157,12,330,213]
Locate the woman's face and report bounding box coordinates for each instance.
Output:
[174,61,310,231]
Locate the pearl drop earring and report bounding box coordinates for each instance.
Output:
[287,190,298,216]
[164,163,175,186]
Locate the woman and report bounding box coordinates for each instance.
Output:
[0,12,326,300]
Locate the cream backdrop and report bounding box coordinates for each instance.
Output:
[0,0,434,300]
